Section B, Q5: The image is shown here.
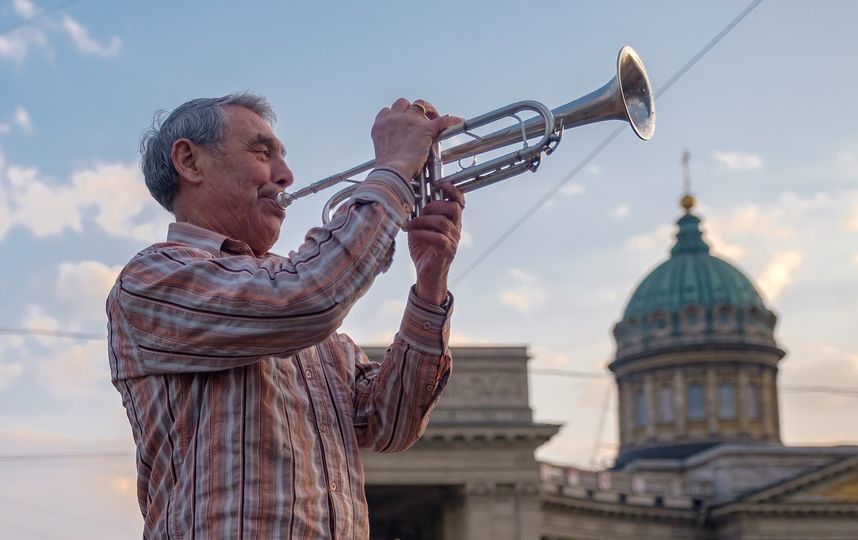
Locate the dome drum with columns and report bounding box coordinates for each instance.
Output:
[609,193,785,468]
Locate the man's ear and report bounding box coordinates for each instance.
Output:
[171,138,206,185]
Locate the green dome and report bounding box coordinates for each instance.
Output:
[622,212,766,321]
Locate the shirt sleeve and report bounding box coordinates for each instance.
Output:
[108,172,414,378]
[350,286,454,453]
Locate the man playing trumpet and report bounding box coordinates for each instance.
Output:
[107,93,464,538]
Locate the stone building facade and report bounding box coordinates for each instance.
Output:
[360,197,858,539]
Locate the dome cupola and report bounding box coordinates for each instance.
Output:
[609,154,785,469]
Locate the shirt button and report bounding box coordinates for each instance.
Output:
[304,369,313,379]
[330,481,338,492]
[426,384,434,391]
[422,321,432,330]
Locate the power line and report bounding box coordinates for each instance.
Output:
[530,369,858,398]
[0,0,770,343]
[450,0,764,287]
[0,327,104,340]
[590,381,612,468]
[0,451,131,463]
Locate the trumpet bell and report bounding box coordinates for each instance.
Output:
[551,46,655,141]
[617,46,655,141]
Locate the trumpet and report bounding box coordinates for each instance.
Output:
[277,46,655,223]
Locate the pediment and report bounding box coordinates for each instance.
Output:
[742,454,858,504]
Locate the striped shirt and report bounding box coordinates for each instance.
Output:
[107,171,453,539]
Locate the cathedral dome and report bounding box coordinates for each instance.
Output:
[612,209,780,366]
[624,212,766,320]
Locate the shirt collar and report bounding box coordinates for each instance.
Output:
[167,222,256,257]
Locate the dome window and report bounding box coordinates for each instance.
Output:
[635,390,648,427]
[688,384,706,420]
[719,383,737,419]
[747,384,760,420]
[658,387,674,423]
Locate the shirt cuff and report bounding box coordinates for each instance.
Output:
[351,169,416,224]
[398,285,454,355]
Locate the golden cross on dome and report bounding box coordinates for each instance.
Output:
[680,149,696,213]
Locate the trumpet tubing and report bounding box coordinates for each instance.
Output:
[277,46,655,223]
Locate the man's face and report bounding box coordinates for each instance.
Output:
[196,106,293,255]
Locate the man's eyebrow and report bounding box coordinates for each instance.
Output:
[251,134,286,157]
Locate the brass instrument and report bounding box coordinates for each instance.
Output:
[277,46,655,223]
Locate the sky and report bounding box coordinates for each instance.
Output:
[0,0,857,537]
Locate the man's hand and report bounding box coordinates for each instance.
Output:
[372,98,463,181]
[406,182,465,306]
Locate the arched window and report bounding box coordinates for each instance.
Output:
[719,383,737,419]
[688,384,706,420]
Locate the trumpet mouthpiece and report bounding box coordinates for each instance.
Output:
[276,191,294,209]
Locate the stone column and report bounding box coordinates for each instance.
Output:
[621,377,634,448]
[674,368,687,437]
[760,367,775,440]
[706,366,718,435]
[768,367,781,442]
[643,372,656,439]
[737,366,750,436]
[616,379,626,447]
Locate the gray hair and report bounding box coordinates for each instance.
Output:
[140,92,276,211]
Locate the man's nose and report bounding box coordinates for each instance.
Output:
[273,158,294,189]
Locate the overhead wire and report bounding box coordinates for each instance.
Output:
[450,0,765,287]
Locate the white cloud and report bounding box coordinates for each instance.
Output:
[623,190,858,307]
[4,165,83,236]
[13,0,38,19]
[22,304,60,346]
[0,159,171,242]
[37,340,108,397]
[610,204,629,219]
[530,345,572,368]
[0,123,11,135]
[13,106,33,133]
[498,267,545,314]
[0,363,24,390]
[847,201,858,229]
[0,9,121,63]
[0,27,48,62]
[756,251,803,302]
[60,14,121,58]
[459,228,473,248]
[55,261,123,323]
[560,182,585,197]
[714,151,763,171]
[67,161,171,241]
[625,223,672,254]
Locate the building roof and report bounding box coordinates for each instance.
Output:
[622,211,766,322]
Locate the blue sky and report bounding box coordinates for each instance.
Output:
[1,0,857,537]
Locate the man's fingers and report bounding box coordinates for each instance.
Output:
[415,201,462,226]
[437,182,465,208]
[412,99,440,120]
[430,115,464,137]
[406,213,458,237]
[407,228,457,252]
[390,98,411,113]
